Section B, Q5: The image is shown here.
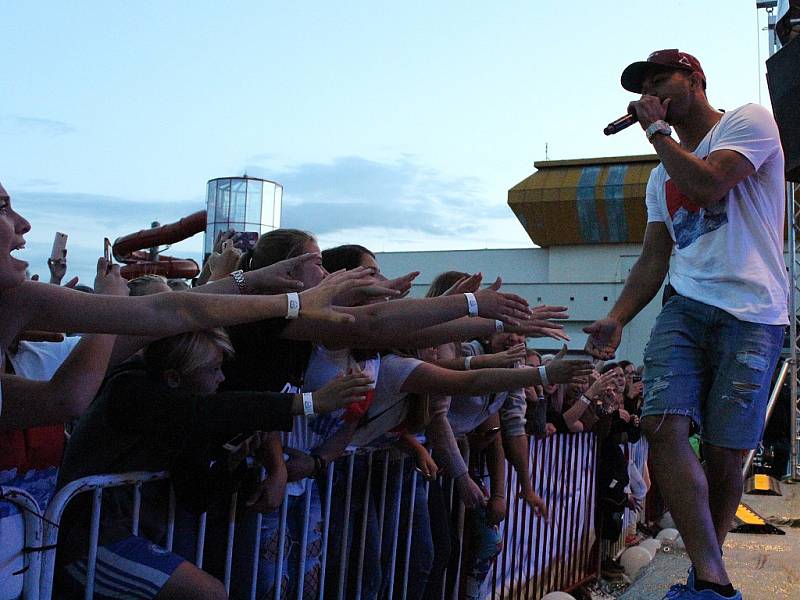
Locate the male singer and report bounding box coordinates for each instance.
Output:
[584,50,787,600]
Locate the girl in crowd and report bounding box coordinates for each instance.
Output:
[283,247,591,600]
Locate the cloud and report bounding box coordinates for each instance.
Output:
[10,154,532,286]
[0,116,76,137]
[243,155,512,238]
[13,190,205,285]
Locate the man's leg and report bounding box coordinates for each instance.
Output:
[641,414,730,586]
[704,444,745,548]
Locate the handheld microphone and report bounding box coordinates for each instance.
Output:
[603,109,638,136]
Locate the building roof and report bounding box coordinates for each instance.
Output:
[508,154,659,247]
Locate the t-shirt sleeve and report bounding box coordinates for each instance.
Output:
[375,354,423,398]
[645,167,666,223]
[460,340,483,358]
[499,387,526,437]
[711,103,780,172]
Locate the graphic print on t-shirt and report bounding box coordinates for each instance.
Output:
[666,178,728,249]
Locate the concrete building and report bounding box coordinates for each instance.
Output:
[376,154,663,363]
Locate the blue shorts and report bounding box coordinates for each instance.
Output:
[641,294,784,450]
[61,535,185,599]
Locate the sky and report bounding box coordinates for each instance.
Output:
[0,1,779,284]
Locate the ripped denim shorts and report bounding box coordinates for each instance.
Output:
[641,294,785,449]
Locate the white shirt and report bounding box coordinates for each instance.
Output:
[645,103,788,325]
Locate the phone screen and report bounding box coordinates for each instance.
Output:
[103,238,112,264]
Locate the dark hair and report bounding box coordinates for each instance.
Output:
[618,360,633,371]
[321,244,375,272]
[426,271,469,298]
[240,228,315,271]
[599,362,620,374]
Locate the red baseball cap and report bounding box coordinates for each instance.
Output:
[620,49,706,93]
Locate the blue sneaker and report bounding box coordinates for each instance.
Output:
[662,582,741,599]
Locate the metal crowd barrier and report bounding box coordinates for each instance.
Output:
[7,433,608,600]
[0,486,44,600]
[490,432,598,600]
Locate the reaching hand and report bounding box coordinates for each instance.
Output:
[47,254,68,285]
[583,317,623,359]
[586,369,617,399]
[284,448,316,482]
[543,345,594,384]
[298,267,393,322]
[312,372,374,414]
[94,258,129,296]
[245,253,319,294]
[474,288,531,326]
[381,271,420,299]
[519,489,548,520]
[414,449,439,481]
[485,343,527,368]
[246,471,287,513]
[207,240,244,281]
[454,473,487,508]
[443,272,483,296]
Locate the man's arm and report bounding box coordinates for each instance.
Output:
[630,95,756,207]
[584,222,673,359]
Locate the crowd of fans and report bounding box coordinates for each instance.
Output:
[0,182,650,600]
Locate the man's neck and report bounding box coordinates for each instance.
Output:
[673,102,723,152]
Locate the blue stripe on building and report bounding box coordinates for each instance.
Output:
[576,166,602,243]
[605,164,629,242]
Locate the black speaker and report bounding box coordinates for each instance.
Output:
[766,36,800,182]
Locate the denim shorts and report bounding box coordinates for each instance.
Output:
[641,294,785,449]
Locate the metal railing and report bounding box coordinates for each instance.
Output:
[3,432,609,600]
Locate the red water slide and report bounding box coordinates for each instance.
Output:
[112,211,206,280]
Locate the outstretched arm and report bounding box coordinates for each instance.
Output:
[584,222,673,359]
[1,263,375,347]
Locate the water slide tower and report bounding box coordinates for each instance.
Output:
[204,176,283,257]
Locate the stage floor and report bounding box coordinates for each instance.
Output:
[619,481,800,599]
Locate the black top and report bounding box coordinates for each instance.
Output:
[56,358,295,565]
[223,318,311,393]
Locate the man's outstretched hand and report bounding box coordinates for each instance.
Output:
[583,317,623,360]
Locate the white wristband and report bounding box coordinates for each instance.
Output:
[302,392,314,416]
[286,292,300,319]
[579,394,591,406]
[538,365,550,387]
[464,292,478,317]
[495,319,504,333]
[464,355,473,370]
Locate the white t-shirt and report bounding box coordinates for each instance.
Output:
[7,337,81,380]
[645,103,788,325]
[0,337,81,416]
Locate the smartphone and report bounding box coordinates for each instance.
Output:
[241,231,259,251]
[50,232,68,261]
[103,238,112,263]
[632,374,642,382]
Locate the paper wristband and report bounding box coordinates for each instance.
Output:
[495,319,504,332]
[286,292,301,319]
[464,292,479,317]
[302,392,314,416]
[538,365,550,387]
[464,355,473,370]
[579,394,591,406]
